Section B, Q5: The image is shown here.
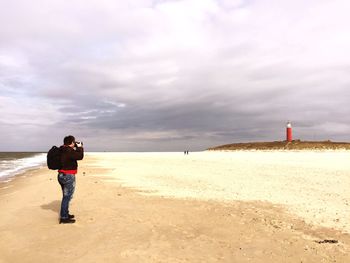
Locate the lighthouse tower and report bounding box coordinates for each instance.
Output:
[286,121,292,142]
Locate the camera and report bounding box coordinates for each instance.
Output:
[75,141,83,147]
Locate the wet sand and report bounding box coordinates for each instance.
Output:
[0,153,349,262]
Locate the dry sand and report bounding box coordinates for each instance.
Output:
[0,152,349,262]
[89,151,350,233]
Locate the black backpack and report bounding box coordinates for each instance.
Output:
[47,146,62,170]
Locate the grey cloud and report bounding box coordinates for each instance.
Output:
[1,0,350,151]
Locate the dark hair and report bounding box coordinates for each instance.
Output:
[64,135,75,146]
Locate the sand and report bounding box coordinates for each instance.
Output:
[0,152,349,262]
[87,151,350,233]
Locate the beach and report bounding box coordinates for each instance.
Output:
[0,152,349,262]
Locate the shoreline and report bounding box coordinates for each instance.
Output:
[0,152,46,184]
[0,165,46,185]
[0,155,349,262]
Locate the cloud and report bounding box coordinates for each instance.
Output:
[1,0,350,151]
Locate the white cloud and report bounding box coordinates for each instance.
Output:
[0,95,63,126]
[1,0,350,150]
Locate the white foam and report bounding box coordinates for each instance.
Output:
[0,153,46,180]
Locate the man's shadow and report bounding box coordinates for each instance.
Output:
[41,200,61,213]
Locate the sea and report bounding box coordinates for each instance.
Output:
[0,152,46,182]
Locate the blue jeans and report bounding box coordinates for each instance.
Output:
[57,173,76,219]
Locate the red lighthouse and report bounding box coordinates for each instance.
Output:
[286,121,292,142]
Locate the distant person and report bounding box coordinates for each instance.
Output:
[58,135,84,224]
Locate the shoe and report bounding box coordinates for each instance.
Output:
[59,218,76,224]
[68,214,75,219]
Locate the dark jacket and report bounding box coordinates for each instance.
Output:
[59,146,84,170]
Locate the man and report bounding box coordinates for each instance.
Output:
[58,135,84,224]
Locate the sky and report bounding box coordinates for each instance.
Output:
[1,0,350,151]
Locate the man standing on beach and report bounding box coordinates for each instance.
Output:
[58,135,84,224]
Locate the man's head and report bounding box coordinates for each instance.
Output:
[64,135,75,147]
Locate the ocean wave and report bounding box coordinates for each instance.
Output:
[0,153,46,181]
